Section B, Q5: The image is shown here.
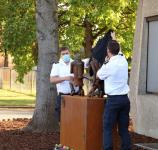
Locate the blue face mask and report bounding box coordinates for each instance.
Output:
[62,54,70,63]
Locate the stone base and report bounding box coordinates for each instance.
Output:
[135,143,158,150]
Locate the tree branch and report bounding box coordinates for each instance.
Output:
[58,10,67,18]
[58,20,70,27]
[93,26,108,39]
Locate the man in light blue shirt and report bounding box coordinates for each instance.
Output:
[97,40,131,150]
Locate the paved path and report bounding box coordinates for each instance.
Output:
[0,108,34,121]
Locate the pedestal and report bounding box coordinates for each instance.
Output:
[60,96,104,150]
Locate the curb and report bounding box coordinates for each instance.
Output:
[0,106,35,109]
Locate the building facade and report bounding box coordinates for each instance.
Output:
[130,0,158,138]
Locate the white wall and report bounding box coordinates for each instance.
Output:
[129,0,158,138]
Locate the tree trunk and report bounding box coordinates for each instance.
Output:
[4,49,8,67]
[31,41,38,65]
[83,19,94,57]
[24,0,59,132]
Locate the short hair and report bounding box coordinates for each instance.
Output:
[107,40,120,55]
[60,47,69,52]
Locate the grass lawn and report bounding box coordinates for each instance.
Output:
[0,89,35,106]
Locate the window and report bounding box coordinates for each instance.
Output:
[147,16,158,93]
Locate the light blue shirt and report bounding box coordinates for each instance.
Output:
[97,54,129,95]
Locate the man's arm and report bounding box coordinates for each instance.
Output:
[97,63,111,80]
[50,76,73,84]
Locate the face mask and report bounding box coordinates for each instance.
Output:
[62,54,70,63]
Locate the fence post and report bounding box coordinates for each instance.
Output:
[10,68,11,90]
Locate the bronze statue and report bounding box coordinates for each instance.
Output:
[88,29,114,97]
[88,57,103,97]
[70,54,84,96]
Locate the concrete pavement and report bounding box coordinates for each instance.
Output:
[0,108,34,121]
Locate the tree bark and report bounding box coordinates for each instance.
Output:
[83,18,94,57]
[24,0,59,132]
[4,49,8,67]
[31,41,38,65]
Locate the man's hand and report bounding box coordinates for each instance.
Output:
[105,56,109,63]
[111,32,116,40]
[64,76,74,82]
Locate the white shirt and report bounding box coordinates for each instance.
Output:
[50,58,76,94]
[97,54,129,95]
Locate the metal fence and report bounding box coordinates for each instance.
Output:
[0,67,36,95]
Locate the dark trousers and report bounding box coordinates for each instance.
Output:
[55,95,62,122]
[103,95,131,150]
[55,93,70,122]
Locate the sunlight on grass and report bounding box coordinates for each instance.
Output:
[0,89,35,106]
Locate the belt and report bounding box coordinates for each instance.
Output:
[58,92,70,95]
[107,94,127,97]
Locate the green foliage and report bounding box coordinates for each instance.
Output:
[59,0,138,59]
[1,0,36,82]
[0,0,138,82]
[0,0,9,21]
[116,0,138,64]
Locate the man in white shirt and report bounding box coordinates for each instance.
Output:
[97,40,131,150]
[50,47,75,122]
